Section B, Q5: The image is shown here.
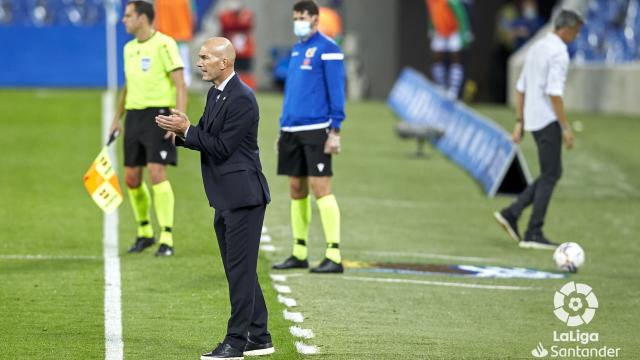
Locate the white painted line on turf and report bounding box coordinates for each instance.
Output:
[274,284,292,294]
[295,341,319,355]
[263,223,319,355]
[283,309,304,323]
[102,90,124,360]
[290,326,315,339]
[0,254,100,260]
[104,207,123,360]
[270,274,287,282]
[260,244,276,252]
[342,276,537,291]
[364,251,497,263]
[277,294,298,307]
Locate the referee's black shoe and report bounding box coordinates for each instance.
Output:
[155,243,174,257]
[310,258,343,274]
[127,237,155,253]
[272,256,308,270]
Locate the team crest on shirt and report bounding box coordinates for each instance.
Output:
[140,57,151,72]
[301,47,317,70]
[305,47,317,58]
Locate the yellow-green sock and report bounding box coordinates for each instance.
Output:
[127,183,153,238]
[152,180,174,247]
[291,196,311,260]
[317,194,341,263]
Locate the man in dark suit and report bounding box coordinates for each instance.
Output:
[156,37,273,360]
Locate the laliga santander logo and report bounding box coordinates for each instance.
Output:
[554,281,599,327]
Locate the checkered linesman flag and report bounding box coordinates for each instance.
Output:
[83,131,123,214]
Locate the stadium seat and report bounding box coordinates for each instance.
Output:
[576,0,640,64]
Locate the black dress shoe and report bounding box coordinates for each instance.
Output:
[272,256,308,270]
[520,234,559,250]
[201,343,244,359]
[127,237,155,253]
[493,210,521,242]
[244,338,274,356]
[310,258,343,273]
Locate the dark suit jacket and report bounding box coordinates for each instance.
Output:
[176,74,270,210]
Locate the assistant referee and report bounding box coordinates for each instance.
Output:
[110,0,187,257]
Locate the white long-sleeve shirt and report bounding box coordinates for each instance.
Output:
[516,32,570,131]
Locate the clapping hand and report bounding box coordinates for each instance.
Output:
[156,109,191,141]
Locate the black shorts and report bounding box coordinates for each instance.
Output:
[124,107,177,167]
[277,128,332,177]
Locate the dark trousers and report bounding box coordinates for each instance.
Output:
[506,121,562,238]
[213,204,271,349]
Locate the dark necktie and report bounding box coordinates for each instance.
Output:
[214,88,222,102]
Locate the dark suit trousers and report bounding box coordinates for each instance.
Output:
[506,121,563,238]
[213,204,271,349]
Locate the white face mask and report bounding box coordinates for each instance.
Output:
[524,7,537,20]
[294,20,312,38]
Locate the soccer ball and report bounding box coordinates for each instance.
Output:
[553,242,585,273]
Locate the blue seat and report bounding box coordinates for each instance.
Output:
[575,0,640,63]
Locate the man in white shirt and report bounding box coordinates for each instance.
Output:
[494,9,583,250]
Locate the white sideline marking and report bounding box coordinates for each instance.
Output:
[102,89,123,360]
[262,226,268,234]
[283,310,304,323]
[277,294,297,307]
[342,276,537,291]
[260,244,276,252]
[0,254,100,260]
[270,274,287,283]
[260,234,272,243]
[104,210,123,359]
[290,326,315,339]
[295,342,319,355]
[364,251,497,263]
[274,284,292,294]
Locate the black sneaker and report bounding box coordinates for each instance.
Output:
[310,258,344,274]
[201,343,244,359]
[127,237,155,253]
[272,256,308,270]
[519,234,559,250]
[244,338,274,356]
[155,243,174,257]
[493,210,521,242]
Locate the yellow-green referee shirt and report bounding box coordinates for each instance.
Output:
[124,31,184,110]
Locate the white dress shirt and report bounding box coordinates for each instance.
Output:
[516,33,569,132]
[184,72,236,139]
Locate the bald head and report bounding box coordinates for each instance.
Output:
[197,37,237,85]
[204,37,237,66]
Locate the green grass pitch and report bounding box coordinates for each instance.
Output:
[1,89,638,359]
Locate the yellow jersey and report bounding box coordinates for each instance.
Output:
[123,31,183,110]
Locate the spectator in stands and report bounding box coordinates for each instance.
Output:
[511,0,545,50]
[490,0,518,103]
[494,9,583,250]
[0,0,12,25]
[154,0,195,86]
[110,1,187,257]
[272,0,346,274]
[218,0,257,89]
[425,0,472,100]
